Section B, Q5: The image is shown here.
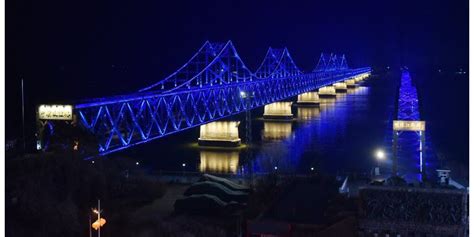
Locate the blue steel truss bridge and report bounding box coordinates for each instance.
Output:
[35,40,371,158]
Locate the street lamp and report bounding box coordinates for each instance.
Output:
[374,149,385,176]
[182,163,186,179]
[90,200,106,237]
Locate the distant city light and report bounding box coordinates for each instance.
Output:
[92,161,95,164]
[182,163,186,167]
[274,166,278,170]
[310,167,314,171]
[136,161,139,166]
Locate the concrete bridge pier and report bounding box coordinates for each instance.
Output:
[296,91,319,106]
[198,121,241,147]
[333,82,348,92]
[345,79,356,88]
[355,72,370,82]
[263,102,293,120]
[318,86,337,98]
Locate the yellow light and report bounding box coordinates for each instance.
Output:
[333,82,347,90]
[92,218,106,230]
[297,92,319,103]
[393,120,425,131]
[263,102,293,116]
[263,122,292,140]
[199,121,241,141]
[199,151,239,174]
[38,104,73,120]
[297,107,320,120]
[318,86,336,95]
[345,79,355,85]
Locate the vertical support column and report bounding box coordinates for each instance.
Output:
[392,131,398,176]
[420,131,426,178]
[35,109,44,151]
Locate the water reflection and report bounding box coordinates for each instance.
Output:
[199,150,239,174]
[262,122,293,141]
[318,98,337,111]
[297,107,321,121]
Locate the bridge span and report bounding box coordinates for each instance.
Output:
[35,40,371,157]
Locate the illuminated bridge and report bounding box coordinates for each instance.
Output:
[36,41,371,157]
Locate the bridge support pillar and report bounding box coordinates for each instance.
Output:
[297,92,319,106]
[333,82,348,92]
[263,102,293,120]
[318,86,336,98]
[355,72,370,82]
[198,121,241,147]
[345,79,356,88]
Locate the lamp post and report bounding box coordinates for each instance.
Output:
[92,199,104,237]
[182,163,186,181]
[374,149,385,176]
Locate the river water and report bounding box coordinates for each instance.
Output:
[112,71,445,180]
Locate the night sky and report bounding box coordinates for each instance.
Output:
[6,0,469,139]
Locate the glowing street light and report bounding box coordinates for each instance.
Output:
[374,149,385,176]
[90,200,106,237]
[182,163,186,179]
[375,149,385,161]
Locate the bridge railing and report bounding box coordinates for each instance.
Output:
[75,67,371,157]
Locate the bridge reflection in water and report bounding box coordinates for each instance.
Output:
[262,122,293,141]
[199,150,240,174]
[191,84,371,176]
[297,107,321,121]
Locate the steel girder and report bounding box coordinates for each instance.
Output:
[75,68,370,156]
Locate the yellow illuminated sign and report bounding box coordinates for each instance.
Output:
[393,120,425,131]
[38,104,73,120]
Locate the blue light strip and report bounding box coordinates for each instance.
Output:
[397,71,420,120]
[70,40,370,157]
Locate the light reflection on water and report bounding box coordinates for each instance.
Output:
[262,122,293,141]
[123,78,435,178]
[199,150,239,174]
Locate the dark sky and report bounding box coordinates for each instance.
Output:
[6,0,469,138]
